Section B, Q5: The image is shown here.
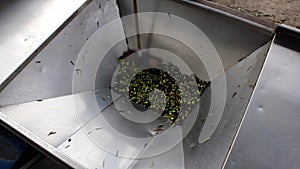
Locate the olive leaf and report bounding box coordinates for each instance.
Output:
[112,59,210,124]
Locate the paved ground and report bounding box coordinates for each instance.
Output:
[205,0,300,29]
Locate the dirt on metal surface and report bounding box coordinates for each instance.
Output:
[203,0,300,29]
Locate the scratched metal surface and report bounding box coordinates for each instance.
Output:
[0,0,87,91]
[119,0,272,73]
[225,26,300,169]
[0,0,126,107]
[0,0,278,168]
[0,0,126,168]
[54,42,270,169]
[182,42,270,169]
[118,1,272,168]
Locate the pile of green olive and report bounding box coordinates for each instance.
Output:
[112,59,210,125]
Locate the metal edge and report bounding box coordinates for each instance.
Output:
[191,0,277,30]
[275,24,300,52]
[276,24,300,35]
[0,111,85,169]
[175,0,274,33]
[220,36,276,169]
[0,0,93,93]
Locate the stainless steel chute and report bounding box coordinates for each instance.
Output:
[0,0,299,169]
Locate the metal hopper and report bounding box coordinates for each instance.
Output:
[0,0,299,168]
